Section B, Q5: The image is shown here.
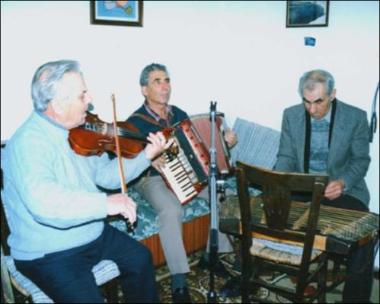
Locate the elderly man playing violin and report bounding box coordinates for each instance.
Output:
[2,60,170,303]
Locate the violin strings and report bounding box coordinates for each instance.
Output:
[83,121,105,133]
[118,127,147,141]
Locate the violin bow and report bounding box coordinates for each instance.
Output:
[111,94,134,232]
[111,93,128,193]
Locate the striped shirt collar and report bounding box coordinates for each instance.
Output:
[143,100,173,122]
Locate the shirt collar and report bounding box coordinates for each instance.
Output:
[311,102,332,123]
[36,110,68,131]
[143,100,173,122]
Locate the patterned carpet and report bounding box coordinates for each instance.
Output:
[12,249,380,303]
[12,251,243,304]
[152,250,379,304]
[154,251,313,304]
[155,251,242,304]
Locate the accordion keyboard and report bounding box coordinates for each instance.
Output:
[161,143,200,203]
[159,119,210,204]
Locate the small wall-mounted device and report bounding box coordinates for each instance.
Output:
[304,36,316,46]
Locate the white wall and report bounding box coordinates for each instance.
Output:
[1,0,379,258]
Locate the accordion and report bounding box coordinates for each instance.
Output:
[160,119,210,204]
[190,113,232,176]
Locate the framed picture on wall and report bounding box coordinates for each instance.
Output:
[286,1,329,27]
[90,1,143,27]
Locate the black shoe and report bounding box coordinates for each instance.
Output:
[172,287,192,303]
[197,256,231,278]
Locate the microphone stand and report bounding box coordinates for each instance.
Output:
[207,101,219,303]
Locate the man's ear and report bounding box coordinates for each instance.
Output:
[330,89,337,101]
[51,99,64,115]
[141,86,147,97]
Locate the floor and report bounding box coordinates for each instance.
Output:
[156,251,380,303]
[6,251,380,303]
[263,271,379,303]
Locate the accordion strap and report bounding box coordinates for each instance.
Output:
[129,113,162,127]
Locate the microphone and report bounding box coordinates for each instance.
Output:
[87,103,94,112]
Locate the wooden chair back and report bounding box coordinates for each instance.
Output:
[236,161,329,302]
[236,161,328,245]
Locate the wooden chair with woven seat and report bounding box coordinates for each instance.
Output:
[0,164,121,303]
[235,161,329,303]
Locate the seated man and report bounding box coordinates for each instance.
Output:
[2,60,170,303]
[126,63,237,303]
[275,69,375,303]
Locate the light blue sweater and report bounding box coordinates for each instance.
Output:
[2,111,151,260]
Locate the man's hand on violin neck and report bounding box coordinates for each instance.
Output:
[106,194,137,224]
[144,132,173,160]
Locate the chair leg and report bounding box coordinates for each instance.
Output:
[317,259,327,303]
[241,268,251,303]
[241,257,256,303]
[326,255,346,292]
[294,284,306,303]
[1,252,15,303]
[103,279,119,303]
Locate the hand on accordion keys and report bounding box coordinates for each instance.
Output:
[151,139,179,174]
[144,132,175,160]
[223,128,238,148]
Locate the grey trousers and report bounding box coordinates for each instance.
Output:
[133,175,233,275]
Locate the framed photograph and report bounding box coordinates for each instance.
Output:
[286,1,329,28]
[90,1,143,27]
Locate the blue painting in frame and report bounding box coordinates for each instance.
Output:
[90,1,143,27]
[286,1,329,28]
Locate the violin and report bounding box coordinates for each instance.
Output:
[69,112,172,158]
